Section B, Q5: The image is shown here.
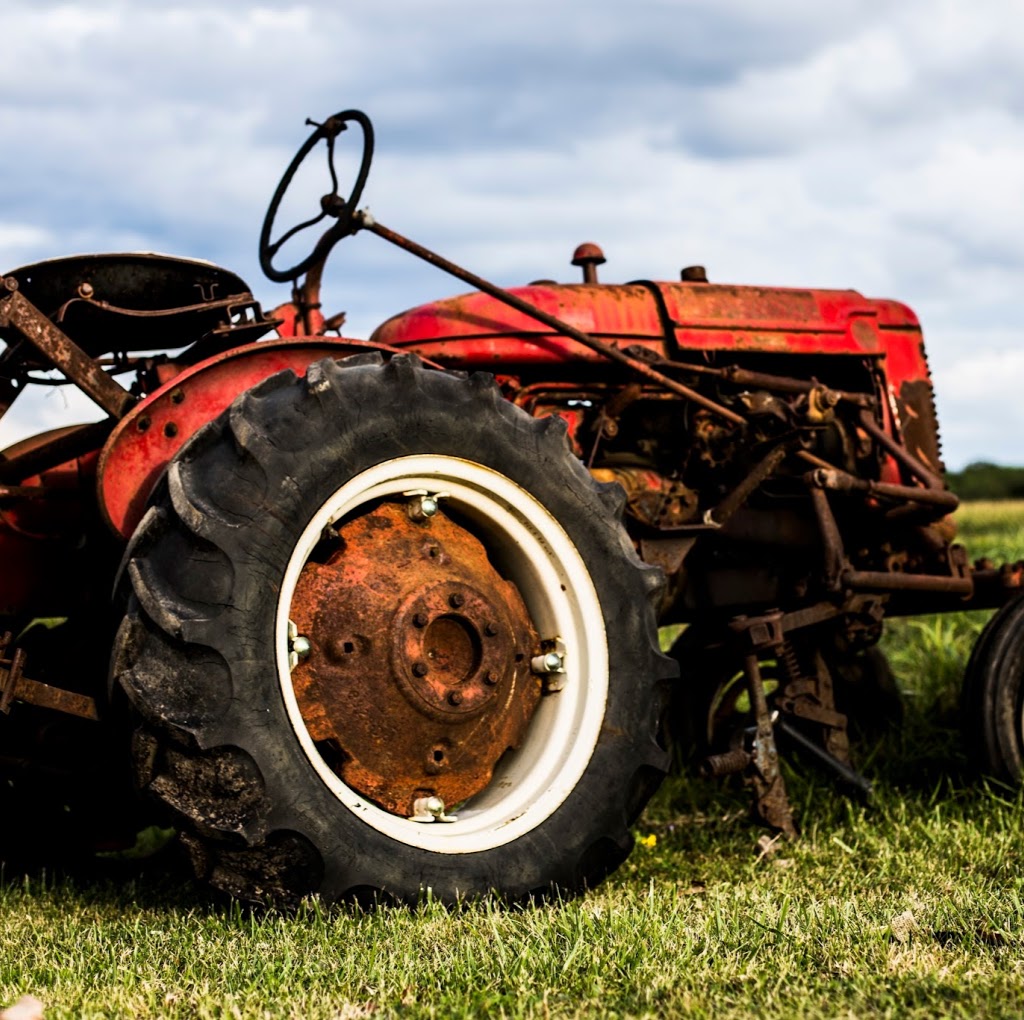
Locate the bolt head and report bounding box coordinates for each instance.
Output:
[413,612,429,628]
[447,690,463,706]
[531,650,567,675]
[484,671,499,686]
[425,796,445,816]
[484,623,498,637]
[420,496,438,517]
[412,661,429,677]
[292,635,311,659]
[448,592,465,609]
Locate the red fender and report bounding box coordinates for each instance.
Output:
[98,338,379,539]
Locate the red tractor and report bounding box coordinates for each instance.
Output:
[1,110,1021,905]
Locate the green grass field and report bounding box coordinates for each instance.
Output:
[3,503,1024,1019]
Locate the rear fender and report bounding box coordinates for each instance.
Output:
[97,338,372,539]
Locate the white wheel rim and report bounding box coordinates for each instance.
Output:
[276,455,608,854]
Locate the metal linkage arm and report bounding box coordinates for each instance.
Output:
[353,212,746,426]
[0,278,135,419]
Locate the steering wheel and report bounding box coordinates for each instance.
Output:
[259,110,374,283]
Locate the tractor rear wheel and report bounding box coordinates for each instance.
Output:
[112,354,673,905]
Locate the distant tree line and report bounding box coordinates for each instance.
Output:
[945,462,1024,501]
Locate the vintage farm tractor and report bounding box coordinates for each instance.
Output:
[1,110,1023,905]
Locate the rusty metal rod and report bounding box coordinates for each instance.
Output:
[841,569,973,596]
[700,748,752,779]
[809,467,958,510]
[809,487,846,592]
[0,282,135,419]
[0,484,77,501]
[644,357,874,408]
[707,440,793,526]
[774,717,872,799]
[857,408,944,491]
[356,214,746,425]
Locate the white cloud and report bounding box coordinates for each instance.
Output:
[1,0,1024,467]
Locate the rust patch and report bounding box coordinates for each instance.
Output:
[289,501,541,817]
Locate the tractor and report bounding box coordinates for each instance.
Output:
[1,110,1021,905]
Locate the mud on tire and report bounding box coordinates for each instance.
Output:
[112,354,675,905]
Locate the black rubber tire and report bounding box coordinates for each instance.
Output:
[111,353,675,906]
[962,595,1024,784]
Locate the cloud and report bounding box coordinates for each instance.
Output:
[1,0,1023,467]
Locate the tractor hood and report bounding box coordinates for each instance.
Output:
[369,280,922,366]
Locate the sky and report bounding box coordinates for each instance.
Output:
[2,0,1023,469]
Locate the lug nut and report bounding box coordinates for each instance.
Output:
[412,661,429,677]
[448,593,465,609]
[404,489,449,522]
[292,635,312,659]
[484,671,499,686]
[484,623,498,637]
[413,612,429,628]
[532,651,565,674]
[410,795,457,822]
[447,691,463,706]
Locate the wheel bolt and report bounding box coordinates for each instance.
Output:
[484,671,499,686]
[413,612,429,628]
[405,490,448,522]
[292,635,312,659]
[532,651,564,674]
[447,691,463,706]
[484,623,498,637]
[412,661,429,677]
[449,593,465,609]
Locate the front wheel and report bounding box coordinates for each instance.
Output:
[962,593,1024,784]
[112,354,674,904]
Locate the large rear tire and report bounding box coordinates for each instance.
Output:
[111,354,674,905]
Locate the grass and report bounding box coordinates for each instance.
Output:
[3,503,1024,1018]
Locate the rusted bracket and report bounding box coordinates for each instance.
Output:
[0,278,135,419]
[776,642,850,763]
[0,633,99,721]
[728,613,797,838]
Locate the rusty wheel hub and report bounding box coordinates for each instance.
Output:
[288,500,541,817]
